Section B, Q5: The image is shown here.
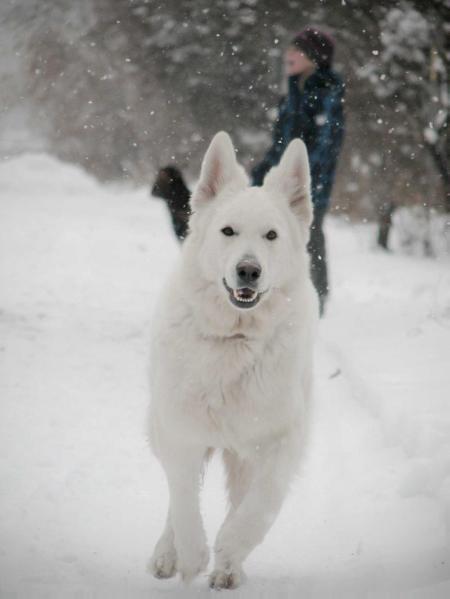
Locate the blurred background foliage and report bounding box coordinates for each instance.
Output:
[0,0,448,221]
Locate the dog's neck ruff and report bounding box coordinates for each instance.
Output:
[201,331,248,342]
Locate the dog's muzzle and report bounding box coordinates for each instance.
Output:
[222,278,266,310]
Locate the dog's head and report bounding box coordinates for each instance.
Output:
[152,166,190,207]
[186,131,312,313]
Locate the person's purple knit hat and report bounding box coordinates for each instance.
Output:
[291,27,335,68]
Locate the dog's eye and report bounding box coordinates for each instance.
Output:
[265,230,278,241]
[221,226,236,237]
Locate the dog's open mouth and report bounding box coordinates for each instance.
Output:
[223,278,263,309]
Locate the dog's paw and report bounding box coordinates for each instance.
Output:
[148,548,177,579]
[209,566,244,590]
[177,544,210,583]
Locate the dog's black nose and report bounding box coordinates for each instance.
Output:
[236,259,261,286]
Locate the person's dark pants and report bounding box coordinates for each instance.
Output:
[307,205,328,315]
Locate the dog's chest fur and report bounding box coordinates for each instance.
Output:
[159,307,300,451]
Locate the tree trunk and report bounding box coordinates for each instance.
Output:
[426,140,450,213]
[377,201,396,250]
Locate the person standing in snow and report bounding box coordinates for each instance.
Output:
[252,27,345,315]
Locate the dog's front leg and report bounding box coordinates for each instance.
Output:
[149,509,177,579]
[160,442,209,582]
[210,437,299,589]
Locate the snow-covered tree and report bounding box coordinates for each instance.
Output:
[362,1,448,213]
[1,0,446,229]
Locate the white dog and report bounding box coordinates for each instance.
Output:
[149,131,318,589]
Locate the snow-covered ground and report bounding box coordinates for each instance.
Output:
[0,154,449,598]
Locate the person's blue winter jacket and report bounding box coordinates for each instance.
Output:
[252,67,345,209]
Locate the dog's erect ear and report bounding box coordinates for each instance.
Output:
[192,131,247,209]
[263,138,312,227]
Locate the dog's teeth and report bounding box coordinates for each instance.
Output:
[233,291,256,302]
[232,288,258,304]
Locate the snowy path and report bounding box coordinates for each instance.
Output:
[0,155,449,598]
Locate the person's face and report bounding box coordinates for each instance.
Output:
[284,47,315,76]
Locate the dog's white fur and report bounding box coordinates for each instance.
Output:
[149,132,318,589]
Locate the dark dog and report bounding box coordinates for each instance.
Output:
[152,166,191,241]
